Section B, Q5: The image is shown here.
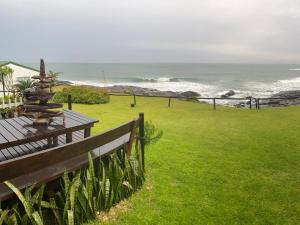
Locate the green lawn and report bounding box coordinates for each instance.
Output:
[70,96,300,225]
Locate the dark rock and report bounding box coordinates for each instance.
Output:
[271,90,300,99]
[56,80,73,85]
[181,91,200,98]
[262,90,300,107]
[221,90,235,98]
[104,85,201,98]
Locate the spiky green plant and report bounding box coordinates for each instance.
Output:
[14,79,33,93]
[0,66,13,97]
[0,140,145,225]
[3,182,50,225]
[144,121,163,146]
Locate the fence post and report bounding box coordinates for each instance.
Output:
[249,97,252,110]
[257,98,260,110]
[139,112,145,170]
[68,94,72,110]
[134,95,136,106]
[213,98,216,110]
[8,93,11,109]
[168,97,171,107]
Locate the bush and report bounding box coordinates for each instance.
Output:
[53,85,110,104]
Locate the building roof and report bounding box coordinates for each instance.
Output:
[0,61,8,65]
[0,61,39,72]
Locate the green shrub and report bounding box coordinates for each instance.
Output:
[53,85,110,104]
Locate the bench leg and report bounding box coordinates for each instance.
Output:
[84,127,91,138]
[66,132,73,143]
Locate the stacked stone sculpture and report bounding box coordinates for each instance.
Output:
[22,59,64,126]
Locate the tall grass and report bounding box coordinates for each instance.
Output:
[0,146,144,225]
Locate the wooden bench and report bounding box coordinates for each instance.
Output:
[0,113,144,201]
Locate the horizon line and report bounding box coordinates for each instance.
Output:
[17,61,300,65]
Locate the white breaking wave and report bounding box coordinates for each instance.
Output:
[278,76,300,84]
[154,77,171,82]
[288,68,300,71]
[243,76,300,98]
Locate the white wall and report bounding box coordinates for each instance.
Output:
[0,63,39,96]
[5,63,39,83]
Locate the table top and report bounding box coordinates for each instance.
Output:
[0,110,98,149]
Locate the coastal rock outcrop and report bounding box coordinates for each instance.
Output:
[261,90,300,107]
[271,90,300,99]
[56,80,73,85]
[105,85,200,98]
[236,90,300,108]
[221,90,235,98]
[181,91,200,98]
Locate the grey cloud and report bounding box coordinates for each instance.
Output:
[0,0,299,63]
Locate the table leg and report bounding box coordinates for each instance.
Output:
[47,137,53,146]
[66,132,73,143]
[53,136,58,146]
[84,127,91,138]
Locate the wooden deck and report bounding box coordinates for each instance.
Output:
[0,110,98,162]
[0,130,85,162]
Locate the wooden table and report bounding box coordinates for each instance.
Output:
[0,110,98,161]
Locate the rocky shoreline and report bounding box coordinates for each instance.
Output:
[63,81,300,108]
[104,85,201,98]
[260,90,300,107]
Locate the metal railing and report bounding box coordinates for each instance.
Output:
[0,90,23,109]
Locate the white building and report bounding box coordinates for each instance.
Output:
[0,61,39,83]
[0,61,39,96]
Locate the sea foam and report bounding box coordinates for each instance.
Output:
[278,76,300,84]
[288,68,300,71]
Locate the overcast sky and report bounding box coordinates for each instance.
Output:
[0,0,300,63]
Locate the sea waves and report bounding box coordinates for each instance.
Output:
[69,75,300,106]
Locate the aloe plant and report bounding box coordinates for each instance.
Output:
[0,142,145,225]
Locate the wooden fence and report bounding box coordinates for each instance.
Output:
[2,90,297,112]
[106,93,299,110]
[0,113,145,200]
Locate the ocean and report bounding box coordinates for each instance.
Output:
[28,63,300,99]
